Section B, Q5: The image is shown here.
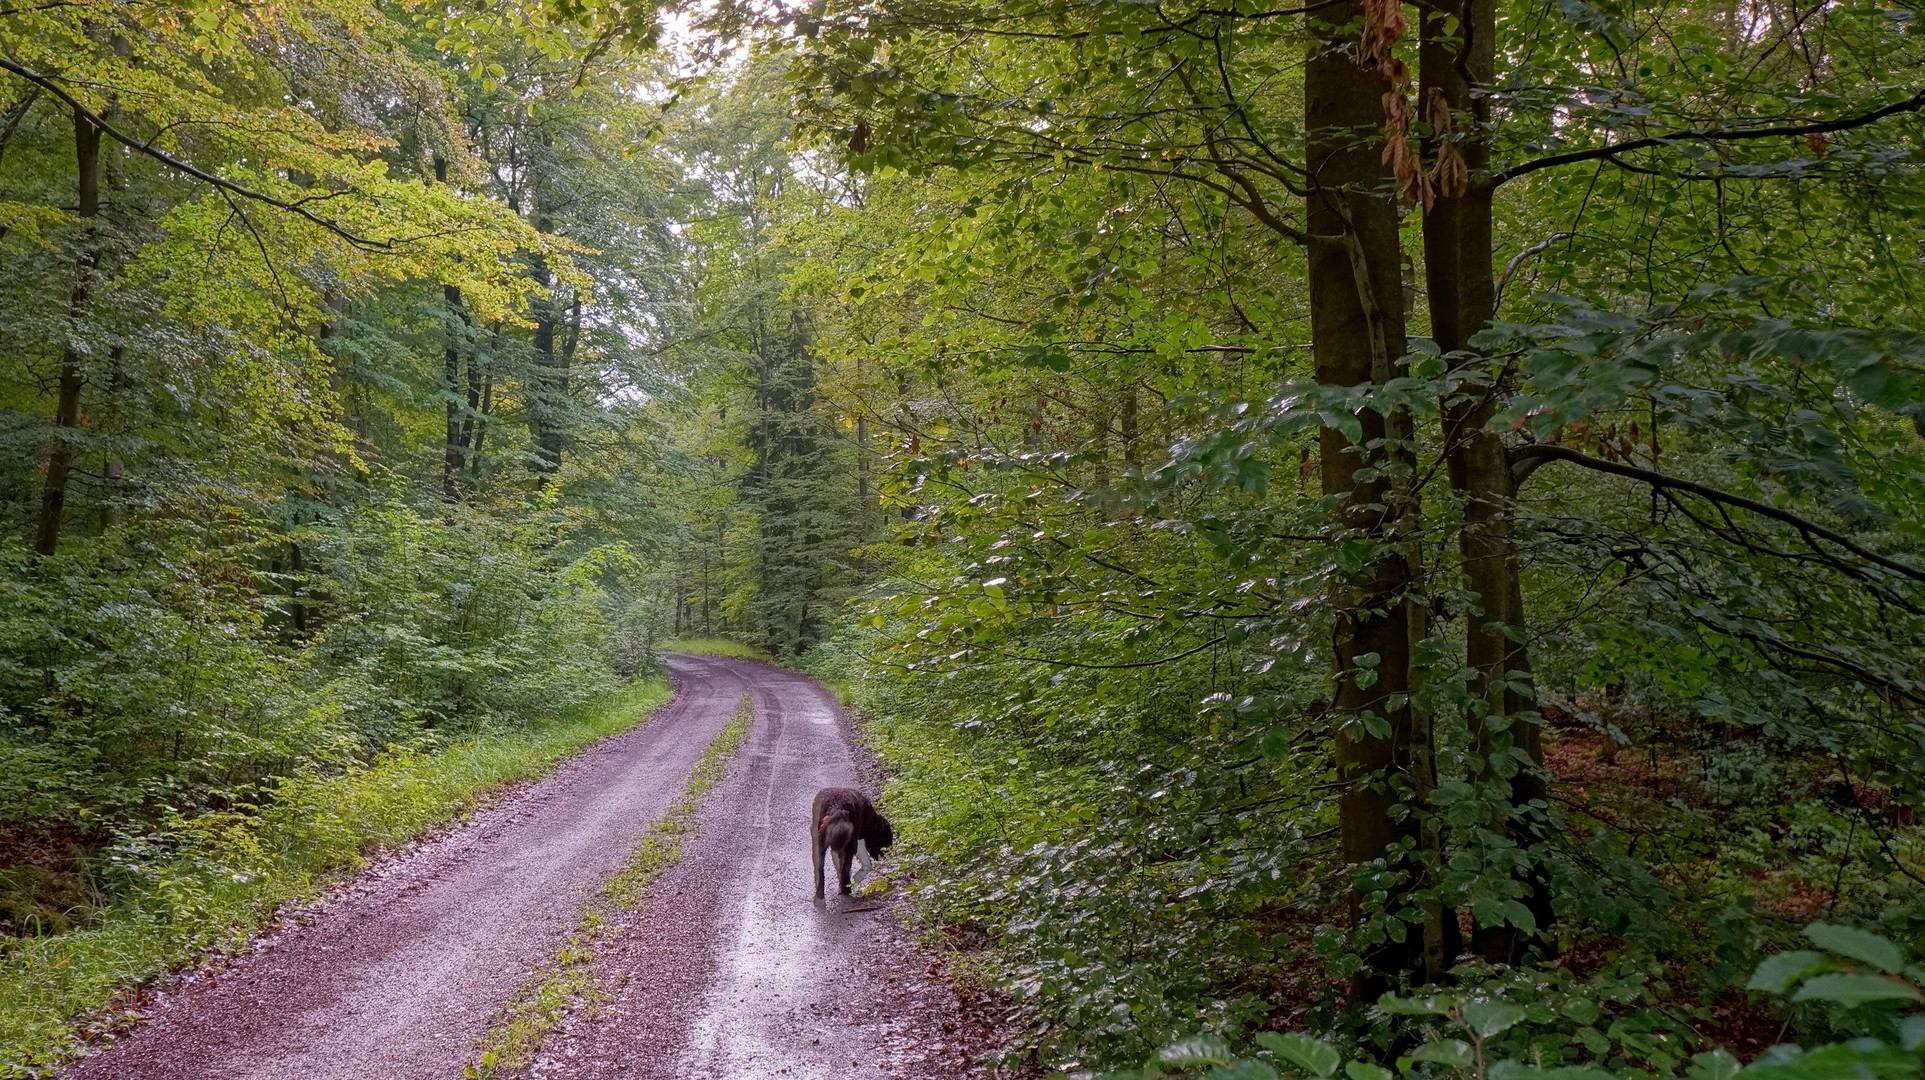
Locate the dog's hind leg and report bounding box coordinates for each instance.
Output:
[812,827,826,902]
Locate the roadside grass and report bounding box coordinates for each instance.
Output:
[662,637,769,660]
[467,697,753,1079]
[0,678,672,1080]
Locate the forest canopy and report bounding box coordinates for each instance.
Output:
[3,0,1925,1076]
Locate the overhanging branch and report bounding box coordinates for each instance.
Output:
[1491,88,1925,187]
[1512,443,1925,586]
[999,635,1227,668]
[1,56,397,251]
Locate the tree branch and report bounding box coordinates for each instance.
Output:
[998,635,1226,668]
[1512,443,1925,586]
[1490,88,1925,187]
[0,56,396,251]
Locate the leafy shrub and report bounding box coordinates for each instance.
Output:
[1115,922,1925,1080]
[839,623,1326,1070]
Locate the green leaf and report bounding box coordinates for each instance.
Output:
[1684,1048,1742,1080]
[1805,923,1908,974]
[1405,1040,1475,1070]
[1344,1063,1393,1080]
[1790,972,1922,1007]
[1897,1013,1925,1050]
[1255,1033,1343,1077]
[1561,997,1600,1025]
[1161,1034,1235,1067]
[1462,1000,1527,1038]
[1739,1040,1920,1080]
[1208,1062,1279,1080]
[1748,951,1831,994]
[1378,992,1455,1016]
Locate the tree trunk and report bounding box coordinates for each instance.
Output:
[1421,0,1553,964]
[532,298,560,475]
[101,346,127,530]
[34,106,103,557]
[443,283,468,500]
[528,193,565,479]
[433,156,472,501]
[1306,5,1430,992]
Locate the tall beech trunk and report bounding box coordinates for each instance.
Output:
[1421,0,1554,964]
[528,189,565,479]
[532,292,561,475]
[34,107,103,557]
[442,282,468,500]
[1306,7,1431,992]
[433,157,473,501]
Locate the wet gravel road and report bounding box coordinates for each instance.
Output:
[66,656,1003,1080]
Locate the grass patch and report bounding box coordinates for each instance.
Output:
[0,678,672,1079]
[467,697,753,1078]
[663,637,769,660]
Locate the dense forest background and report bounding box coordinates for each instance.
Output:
[4,0,1925,1077]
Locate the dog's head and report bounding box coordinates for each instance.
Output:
[866,812,894,859]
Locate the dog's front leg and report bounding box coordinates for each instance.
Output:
[833,846,854,895]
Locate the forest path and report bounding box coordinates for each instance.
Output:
[523,656,992,1080]
[64,656,997,1080]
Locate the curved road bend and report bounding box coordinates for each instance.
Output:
[65,656,991,1080]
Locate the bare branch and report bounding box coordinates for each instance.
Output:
[1512,443,1925,586]
[1491,88,1925,187]
[1492,231,1572,310]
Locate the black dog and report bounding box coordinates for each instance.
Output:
[811,787,893,900]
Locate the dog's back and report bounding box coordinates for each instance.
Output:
[811,787,892,899]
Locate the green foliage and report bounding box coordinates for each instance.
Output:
[0,491,631,832]
[846,624,1325,1067]
[662,638,771,660]
[0,679,669,1076]
[1122,924,1925,1080]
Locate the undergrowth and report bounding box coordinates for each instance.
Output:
[663,637,771,660]
[0,678,672,1079]
[466,696,754,1078]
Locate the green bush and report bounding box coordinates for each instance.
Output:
[836,621,1326,1070]
[1117,922,1925,1080]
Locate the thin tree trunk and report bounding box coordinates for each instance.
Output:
[856,414,870,501]
[460,348,483,456]
[470,323,498,482]
[101,345,126,530]
[35,106,103,557]
[1421,0,1553,965]
[1306,4,1428,992]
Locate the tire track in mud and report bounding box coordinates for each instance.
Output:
[64,656,749,1080]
